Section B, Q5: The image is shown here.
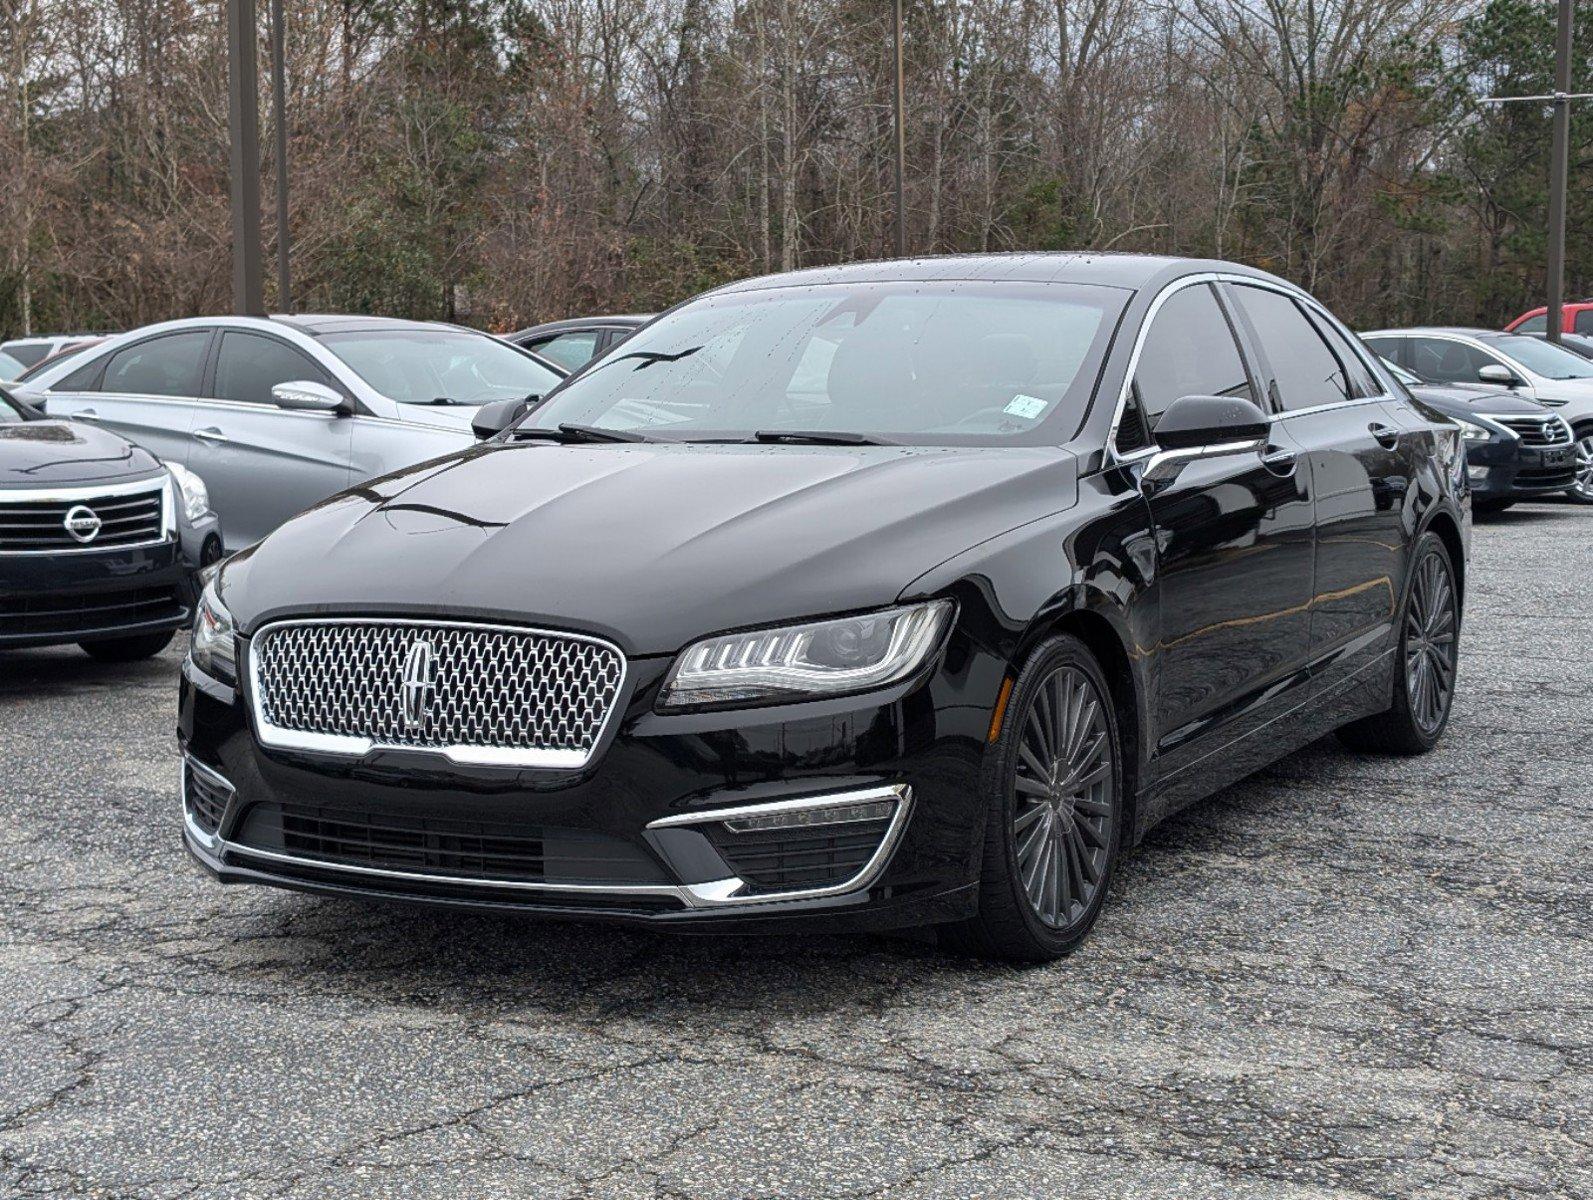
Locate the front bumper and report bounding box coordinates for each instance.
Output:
[176,636,1000,933]
[0,515,219,649]
[1465,438,1577,499]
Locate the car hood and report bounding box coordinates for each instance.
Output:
[223,442,1081,654]
[1407,384,1548,415]
[0,418,160,487]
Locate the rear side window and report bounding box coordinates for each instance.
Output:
[530,330,601,372]
[2,343,47,368]
[1404,337,1494,385]
[212,332,326,405]
[1125,283,1254,448]
[100,332,211,397]
[1229,285,1357,411]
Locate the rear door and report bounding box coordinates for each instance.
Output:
[186,330,355,549]
[1126,281,1317,795]
[41,329,215,466]
[1224,283,1411,703]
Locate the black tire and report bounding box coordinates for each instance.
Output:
[78,630,175,663]
[1472,498,1514,514]
[1337,531,1459,756]
[1568,424,1593,504]
[941,634,1124,963]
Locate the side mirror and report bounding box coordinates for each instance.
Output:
[472,396,535,440]
[1141,394,1271,485]
[1476,363,1518,387]
[271,380,346,412]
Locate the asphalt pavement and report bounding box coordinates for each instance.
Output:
[1,500,1588,1199]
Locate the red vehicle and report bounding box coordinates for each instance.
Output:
[1505,303,1593,335]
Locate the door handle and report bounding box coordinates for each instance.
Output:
[1260,444,1297,475]
[1369,422,1400,449]
[193,426,229,443]
[73,408,99,420]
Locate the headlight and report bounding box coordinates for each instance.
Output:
[1454,416,1494,442]
[190,580,237,683]
[167,462,211,523]
[657,600,954,711]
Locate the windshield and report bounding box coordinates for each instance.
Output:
[520,280,1128,445]
[0,351,26,379]
[1485,335,1593,380]
[1378,356,1422,386]
[322,330,564,406]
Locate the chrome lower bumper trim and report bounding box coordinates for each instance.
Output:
[180,762,911,912]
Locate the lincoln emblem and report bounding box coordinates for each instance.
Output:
[400,640,436,731]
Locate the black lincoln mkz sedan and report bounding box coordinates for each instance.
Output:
[2,386,219,660]
[179,255,1468,961]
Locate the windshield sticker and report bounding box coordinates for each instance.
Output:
[1003,394,1049,420]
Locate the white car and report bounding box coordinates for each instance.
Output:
[1363,327,1593,503]
[13,315,566,549]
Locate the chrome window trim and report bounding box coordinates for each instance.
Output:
[245,616,630,770]
[0,471,172,556]
[1104,273,1399,470]
[651,783,913,907]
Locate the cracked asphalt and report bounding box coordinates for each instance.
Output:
[2,500,1589,1199]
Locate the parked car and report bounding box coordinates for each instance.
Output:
[13,337,106,383]
[1363,327,1593,503]
[1,385,220,661]
[1376,357,1575,512]
[0,351,27,382]
[1505,302,1593,336]
[1,334,99,369]
[179,255,1468,962]
[15,315,566,549]
[507,314,652,371]
[1519,330,1593,360]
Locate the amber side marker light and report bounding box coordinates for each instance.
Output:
[987,676,1014,743]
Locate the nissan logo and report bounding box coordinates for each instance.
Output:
[63,504,103,544]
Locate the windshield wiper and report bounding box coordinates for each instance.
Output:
[753,430,890,446]
[510,423,657,444]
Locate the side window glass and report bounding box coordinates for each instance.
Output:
[55,355,107,392]
[1515,314,1547,334]
[1406,338,1491,385]
[213,332,324,405]
[533,331,601,372]
[1305,310,1378,397]
[1229,286,1355,411]
[100,332,210,397]
[1575,311,1593,335]
[1128,284,1254,442]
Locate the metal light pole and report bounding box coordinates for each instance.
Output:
[226,0,265,316]
[892,0,906,258]
[1483,0,1587,344]
[270,0,291,311]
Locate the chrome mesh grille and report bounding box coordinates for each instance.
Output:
[1492,414,1572,446]
[250,620,625,764]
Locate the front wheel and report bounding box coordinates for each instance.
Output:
[941,635,1124,963]
[1567,427,1593,504]
[1338,532,1459,755]
[78,631,175,663]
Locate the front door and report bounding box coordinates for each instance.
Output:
[1123,282,1317,806]
[185,331,355,549]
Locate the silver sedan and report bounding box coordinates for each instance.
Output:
[14,315,565,550]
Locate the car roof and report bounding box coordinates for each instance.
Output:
[271,314,472,336]
[708,252,1294,295]
[513,315,653,338]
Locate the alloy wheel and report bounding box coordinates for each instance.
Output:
[1572,433,1593,501]
[1404,549,1458,735]
[1011,666,1115,928]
